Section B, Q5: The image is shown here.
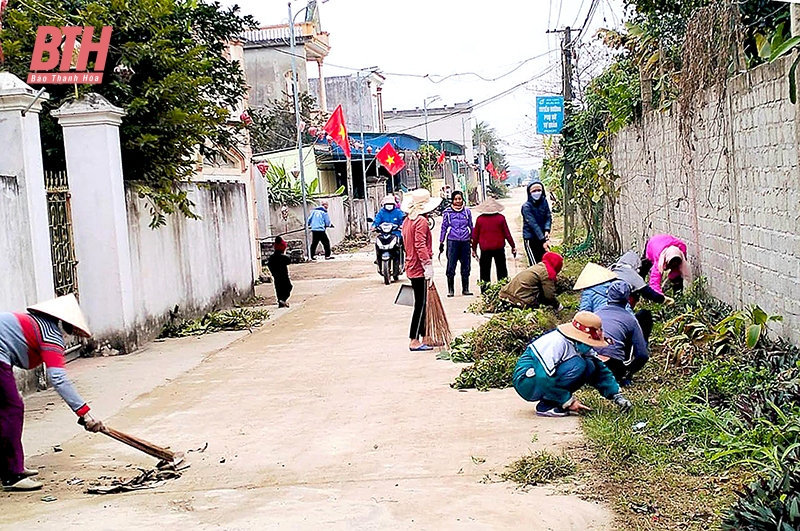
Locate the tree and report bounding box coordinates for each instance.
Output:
[248,92,322,154]
[472,121,507,170]
[0,0,256,227]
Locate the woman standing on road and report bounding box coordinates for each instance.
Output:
[439,191,474,298]
[471,197,517,292]
[521,179,552,265]
[402,189,441,352]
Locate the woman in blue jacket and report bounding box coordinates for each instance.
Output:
[521,179,552,265]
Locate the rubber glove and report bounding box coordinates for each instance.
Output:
[613,393,632,413]
[79,413,105,433]
[664,296,675,306]
[423,263,434,280]
[439,243,445,254]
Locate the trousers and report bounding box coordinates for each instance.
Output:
[409,277,428,340]
[310,231,331,258]
[478,249,508,286]
[446,240,471,278]
[0,362,24,479]
[515,356,596,406]
[604,310,653,381]
[523,238,546,265]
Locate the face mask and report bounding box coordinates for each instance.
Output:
[385,205,394,211]
[574,342,593,355]
[531,191,543,201]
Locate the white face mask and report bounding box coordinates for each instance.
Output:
[385,204,394,211]
[531,191,543,201]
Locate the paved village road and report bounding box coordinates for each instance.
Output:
[1,188,610,530]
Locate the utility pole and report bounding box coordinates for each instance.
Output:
[562,26,574,245]
[356,71,369,225]
[289,1,311,259]
[547,25,577,244]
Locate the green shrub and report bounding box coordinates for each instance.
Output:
[722,452,800,531]
[452,350,520,391]
[467,278,512,314]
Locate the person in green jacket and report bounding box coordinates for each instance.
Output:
[512,311,633,417]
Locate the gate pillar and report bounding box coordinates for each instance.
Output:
[52,94,135,344]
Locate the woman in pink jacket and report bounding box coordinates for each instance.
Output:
[642,234,690,295]
[402,189,442,352]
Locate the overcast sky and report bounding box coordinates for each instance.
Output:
[226,0,627,169]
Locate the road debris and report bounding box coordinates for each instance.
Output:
[41,495,57,502]
[86,467,183,495]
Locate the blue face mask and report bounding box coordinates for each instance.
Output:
[385,204,394,211]
[574,342,593,355]
[531,191,543,201]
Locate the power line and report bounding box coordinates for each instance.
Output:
[572,0,588,27]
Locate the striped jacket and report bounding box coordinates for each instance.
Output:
[0,312,89,416]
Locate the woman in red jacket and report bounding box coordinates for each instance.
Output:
[471,197,517,292]
[402,189,442,351]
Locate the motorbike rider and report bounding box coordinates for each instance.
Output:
[372,195,406,267]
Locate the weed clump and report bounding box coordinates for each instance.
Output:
[467,278,512,314]
[501,451,577,486]
[160,307,270,337]
[447,309,558,391]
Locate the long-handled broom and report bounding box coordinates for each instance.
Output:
[426,281,452,347]
[83,418,184,468]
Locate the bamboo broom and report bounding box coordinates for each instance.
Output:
[426,281,452,347]
[100,425,183,467]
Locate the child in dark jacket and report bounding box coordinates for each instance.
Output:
[267,237,293,308]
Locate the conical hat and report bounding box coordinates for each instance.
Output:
[474,197,505,214]
[573,262,618,290]
[27,294,92,337]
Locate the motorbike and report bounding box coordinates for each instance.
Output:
[374,222,404,285]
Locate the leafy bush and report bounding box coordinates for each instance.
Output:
[448,309,558,390]
[467,278,512,314]
[501,451,577,486]
[723,451,800,531]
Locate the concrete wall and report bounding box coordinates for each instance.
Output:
[126,182,255,341]
[612,57,800,341]
[269,195,348,248]
[244,45,309,108]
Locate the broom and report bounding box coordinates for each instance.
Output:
[426,281,452,347]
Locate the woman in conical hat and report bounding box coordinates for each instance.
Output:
[0,294,104,492]
[401,189,441,351]
[471,197,517,292]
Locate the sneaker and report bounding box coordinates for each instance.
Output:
[325,256,335,260]
[278,301,289,308]
[535,402,570,417]
[2,476,43,491]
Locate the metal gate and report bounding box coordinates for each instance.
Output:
[44,170,78,297]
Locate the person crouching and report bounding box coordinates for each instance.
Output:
[512,311,633,417]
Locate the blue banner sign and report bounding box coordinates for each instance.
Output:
[536,96,564,135]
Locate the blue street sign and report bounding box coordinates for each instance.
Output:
[536,96,564,135]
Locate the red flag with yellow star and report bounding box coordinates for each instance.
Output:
[323,104,351,159]
[376,142,405,176]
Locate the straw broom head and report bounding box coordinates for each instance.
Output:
[426,281,452,347]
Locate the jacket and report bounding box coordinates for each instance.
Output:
[595,282,648,362]
[307,206,332,232]
[402,216,432,279]
[499,263,558,309]
[372,207,406,237]
[267,251,291,282]
[440,207,473,242]
[471,213,515,252]
[611,251,665,304]
[513,330,620,407]
[644,234,688,294]
[0,312,89,416]
[579,281,613,313]
[521,179,552,241]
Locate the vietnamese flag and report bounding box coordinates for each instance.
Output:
[376,142,406,176]
[499,170,508,181]
[486,161,496,177]
[436,151,446,165]
[323,104,351,159]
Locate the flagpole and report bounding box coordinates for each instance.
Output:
[289,1,311,260]
[357,71,369,226]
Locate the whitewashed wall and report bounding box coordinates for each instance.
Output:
[126,182,255,340]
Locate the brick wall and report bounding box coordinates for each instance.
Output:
[612,57,800,341]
